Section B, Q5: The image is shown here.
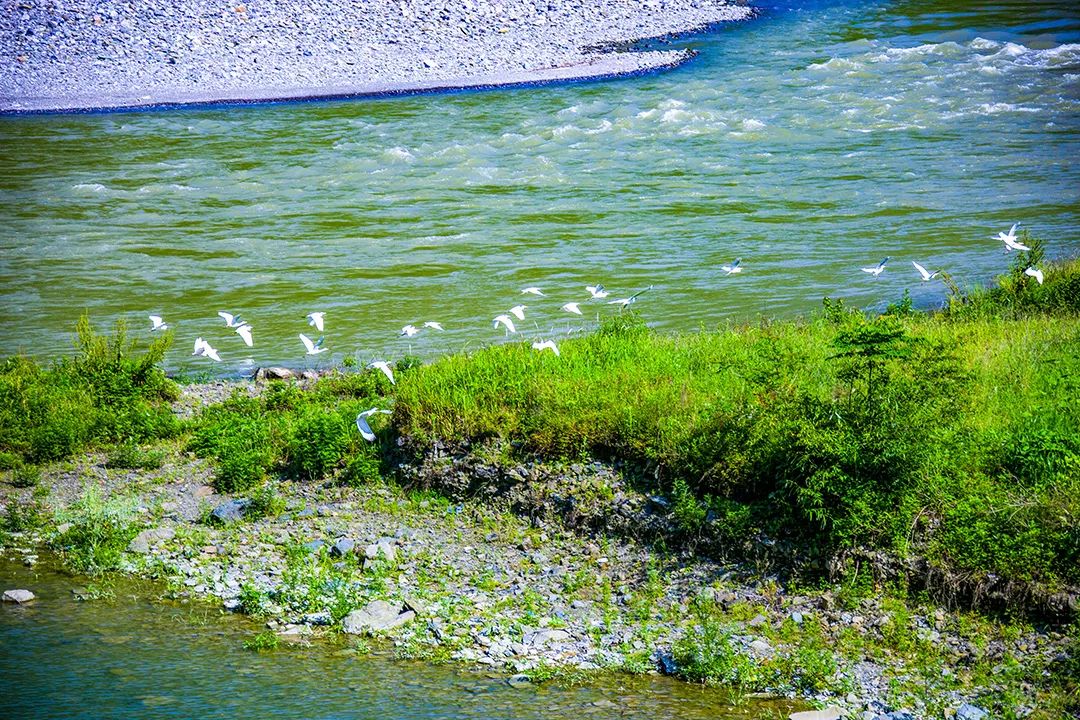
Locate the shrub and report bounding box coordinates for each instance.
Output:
[106,439,165,470]
[246,483,286,520]
[190,396,274,493]
[673,610,763,691]
[286,407,353,480]
[342,444,382,487]
[53,487,139,573]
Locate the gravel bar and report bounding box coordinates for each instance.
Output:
[0,0,754,113]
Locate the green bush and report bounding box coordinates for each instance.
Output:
[343,444,382,486]
[106,439,165,470]
[190,396,274,493]
[52,487,139,573]
[286,407,354,480]
[673,610,763,691]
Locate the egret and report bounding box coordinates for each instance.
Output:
[995,224,1030,252]
[493,314,517,333]
[423,321,444,331]
[522,287,545,296]
[401,324,419,337]
[218,311,245,328]
[306,312,325,332]
[912,261,940,282]
[235,323,254,347]
[721,258,742,275]
[532,340,560,356]
[607,285,653,309]
[508,305,527,321]
[192,337,221,362]
[561,302,583,315]
[1024,267,1044,285]
[586,285,609,299]
[861,257,891,277]
[355,408,392,442]
[299,333,326,355]
[148,315,168,332]
[368,360,395,385]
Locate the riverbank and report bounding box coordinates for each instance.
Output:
[2,253,1078,718]
[0,0,752,113]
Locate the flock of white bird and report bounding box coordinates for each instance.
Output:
[146,223,1045,442]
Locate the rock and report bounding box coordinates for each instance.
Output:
[789,708,842,720]
[2,589,35,603]
[749,639,773,657]
[506,673,531,689]
[257,367,294,380]
[957,704,988,720]
[402,595,430,616]
[522,628,570,647]
[364,538,397,563]
[56,522,72,535]
[303,539,325,553]
[748,613,768,628]
[127,527,176,554]
[330,538,355,557]
[790,611,804,624]
[211,499,248,523]
[342,600,414,634]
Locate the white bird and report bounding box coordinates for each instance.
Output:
[218,311,245,328]
[607,285,653,309]
[861,257,891,277]
[368,360,395,385]
[493,314,517,333]
[509,305,527,321]
[561,302,583,315]
[995,224,1030,252]
[299,333,326,355]
[148,315,168,332]
[721,258,743,275]
[521,287,545,296]
[423,321,444,331]
[401,324,419,337]
[235,323,254,347]
[586,284,609,299]
[192,337,221,362]
[306,312,325,332]
[912,261,940,282]
[532,340,560,356]
[355,408,392,442]
[1024,267,1044,285]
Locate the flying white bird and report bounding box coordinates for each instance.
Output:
[995,224,1030,252]
[607,285,653,309]
[306,312,325,332]
[912,261,940,282]
[192,337,221,362]
[493,314,517,333]
[235,323,254,347]
[561,302,583,315]
[218,311,245,328]
[355,407,392,442]
[532,340,560,356]
[521,287,545,296]
[148,315,168,332]
[861,257,891,277]
[508,305,527,321]
[586,284,609,299]
[299,333,326,355]
[368,361,395,385]
[721,258,742,275]
[401,324,419,337]
[423,321,444,331]
[1024,267,1044,285]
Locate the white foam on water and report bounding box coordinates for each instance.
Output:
[807,57,861,72]
[741,118,766,131]
[71,183,108,194]
[383,146,415,162]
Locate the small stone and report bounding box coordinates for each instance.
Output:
[342,600,414,634]
[303,539,325,553]
[330,538,355,557]
[364,538,397,563]
[522,628,570,647]
[789,708,842,720]
[748,614,768,628]
[957,704,988,720]
[506,673,530,689]
[790,611,804,624]
[2,589,35,603]
[211,499,248,523]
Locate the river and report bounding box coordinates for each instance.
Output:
[0,0,1077,371]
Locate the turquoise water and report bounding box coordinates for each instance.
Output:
[0,557,793,719]
[0,0,1077,371]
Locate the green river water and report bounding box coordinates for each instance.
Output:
[1,0,1077,372]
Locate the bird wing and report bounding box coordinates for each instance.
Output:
[494,315,516,332]
[912,261,930,280]
[218,311,234,325]
[424,322,443,330]
[299,333,315,352]
[861,267,877,274]
[355,414,376,442]
[377,363,395,385]
[149,315,163,326]
[236,325,253,347]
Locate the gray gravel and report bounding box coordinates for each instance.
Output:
[0,0,753,112]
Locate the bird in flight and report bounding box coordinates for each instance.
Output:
[521,287,545,296]
[235,323,254,347]
[355,408,392,442]
[561,302,582,315]
[148,315,168,332]
[493,314,517,333]
[586,285,609,299]
[299,333,326,355]
[192,337,221,362]
[995,223,1030,252]
[608,285,653,309]
[401,324,419,337]
[218,311,246,328]
[306,312,325,332]
[532,340,560,356]
[423,321,444,331]
[721,258,742,275]
[1024,267,1044,285]
[861,257,890,277]
[368,360,395,385]
[912,261,940,282]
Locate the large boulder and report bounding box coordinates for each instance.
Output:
[211,499,249,523]
[341,600,414,634]
[2,589,35,603]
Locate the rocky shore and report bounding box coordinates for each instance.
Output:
[0,0,753,113]
[2,379,1074,720]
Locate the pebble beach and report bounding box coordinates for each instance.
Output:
[1,0,753,112]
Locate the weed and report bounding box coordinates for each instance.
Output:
[52,486,138,573]
[244,631,280,652]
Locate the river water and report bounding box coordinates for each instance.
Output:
[0,0,1077,371]
[0,557,794,719]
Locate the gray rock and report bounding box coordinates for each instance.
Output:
[957,705,988,720]
[2,589,35,603]
[506,673,531,688]
[330,537,355,557]
[522,628,570,647]
[257,367,294,380]
[789,709,842,720]
[364,538,397,563]
[127,527,176,554]
[303,539,325,553]
[342,600,414,634]
[211,499,249,523]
